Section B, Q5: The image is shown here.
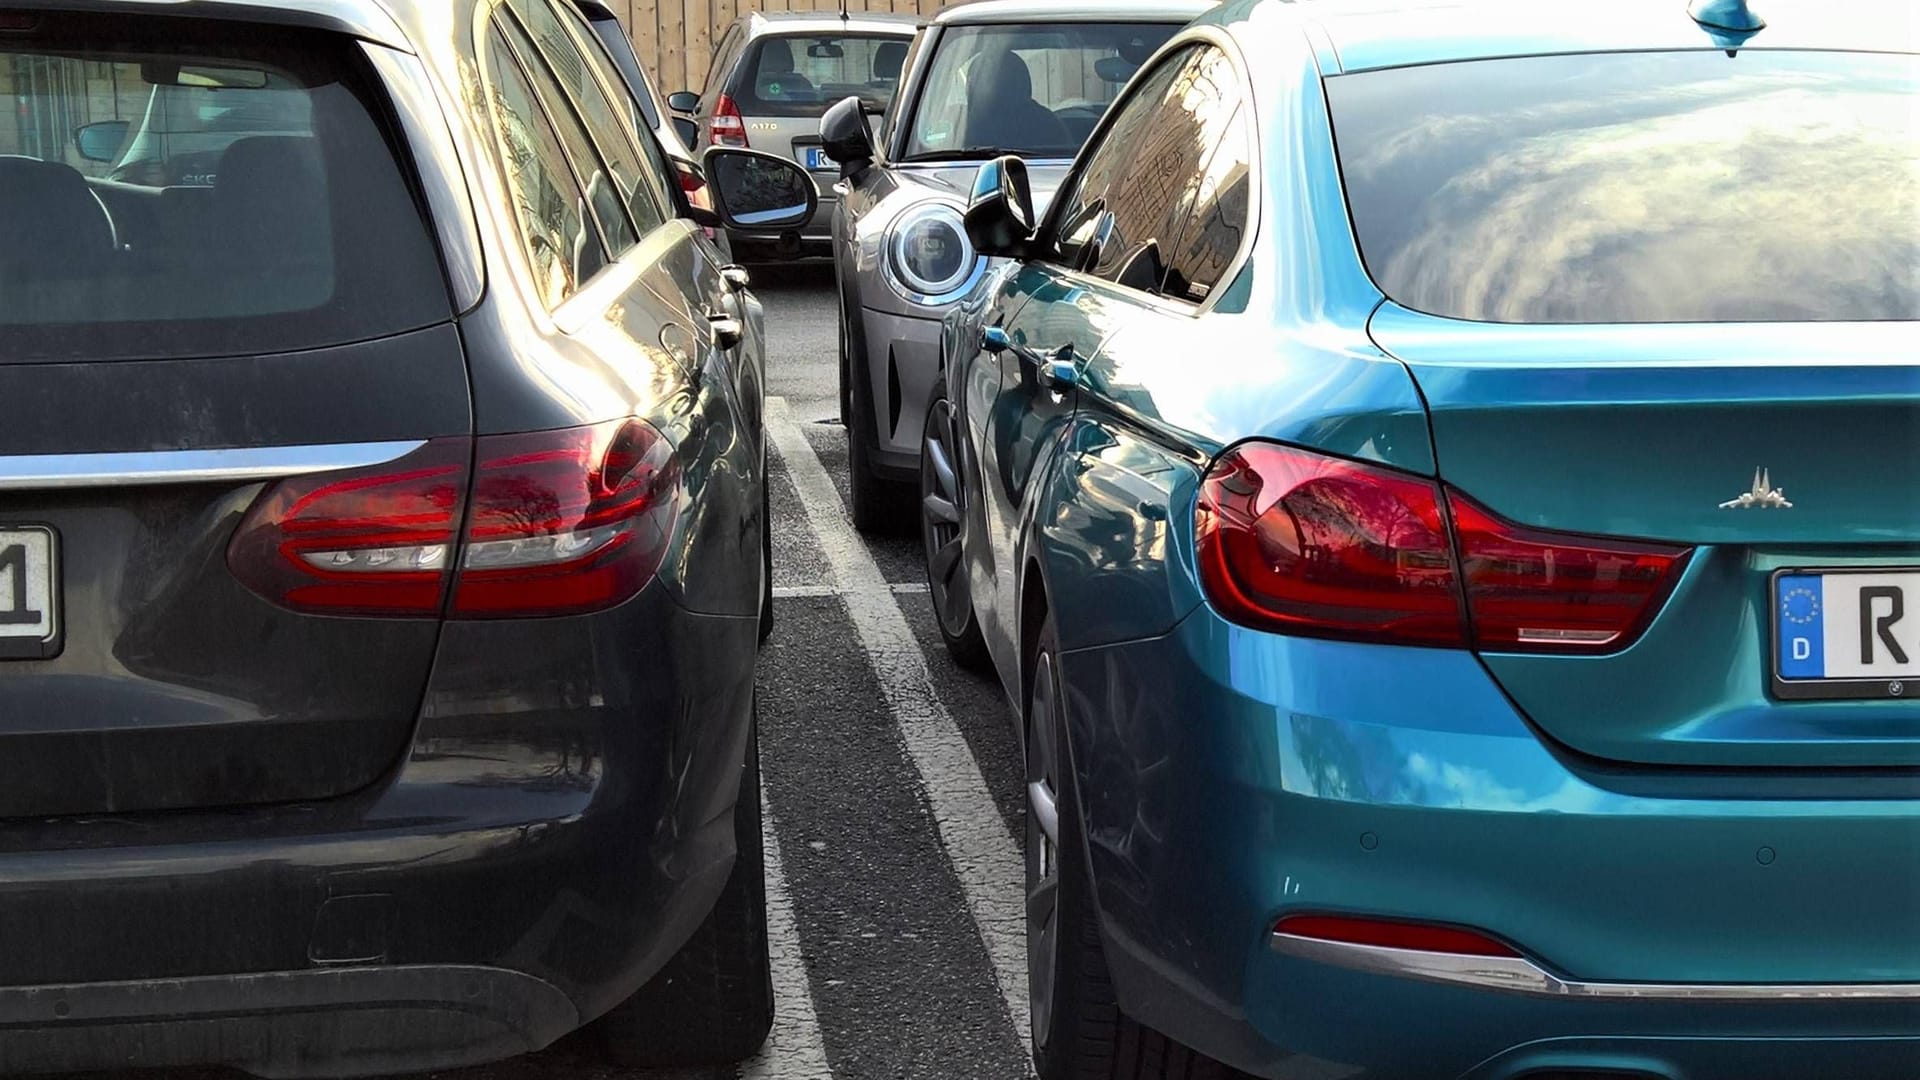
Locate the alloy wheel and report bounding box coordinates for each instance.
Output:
[920,397,971,637]
[1025,649,1062,1056]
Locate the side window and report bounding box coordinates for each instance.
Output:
[1046,48,1191,272]
[509,0,670,235]
[483,23,606,308]
[1162,104,1251,302]
[1085,45,1239,292]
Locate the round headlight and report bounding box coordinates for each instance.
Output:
[887,203,977,300]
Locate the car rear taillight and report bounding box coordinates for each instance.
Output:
[710,93,748,148]
[452,418,679,617]
[1274,914,1520,958]
[1195,442,1690,654]
[229,438,470,617]
[231,419,679,619]
[1449,493,1689,654]
[1196,443,1466,647]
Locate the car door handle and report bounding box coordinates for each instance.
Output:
[982,327,1076,392]
[706,311,743,350]
[719,264,751,292]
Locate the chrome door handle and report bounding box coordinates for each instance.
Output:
[707,312,743,350]
[720,264,751,292]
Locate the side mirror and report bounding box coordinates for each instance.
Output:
[963,155,1037,258]
[703,148,817,233]
[74,120,130,164]
[820,95,875,179]
[666,90,700,114]
[671,116,700,148]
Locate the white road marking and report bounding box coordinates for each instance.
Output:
[765,397,1034,1070]
[742,792,833,1080]
[773,582,930,599]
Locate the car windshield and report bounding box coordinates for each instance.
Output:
[737,33,911,117]
[0,32,450,362]
[902,22,1180,161]
[1326,49,1920,324]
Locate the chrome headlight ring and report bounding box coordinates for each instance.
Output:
[883,202,986,306]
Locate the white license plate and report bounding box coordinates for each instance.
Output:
[1773,569,1919,699]
[0,526,59,660]
[803,146,830,170]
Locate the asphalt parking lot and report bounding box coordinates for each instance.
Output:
[80,266,1036,1080]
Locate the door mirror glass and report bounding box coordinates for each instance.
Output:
[666,90,700,113]
[963,154,1037,258]
[73,120,130,163]
[820,95,875,177]
[704,148,817,231]
[671,116,700,148]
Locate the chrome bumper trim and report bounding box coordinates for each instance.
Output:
[1270,932,1920,1001]
[0,441,428,491]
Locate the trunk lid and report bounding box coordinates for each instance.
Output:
[1371,303,1920,768]
[0,15,464,817]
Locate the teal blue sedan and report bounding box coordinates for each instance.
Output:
[920,1,1920,1077]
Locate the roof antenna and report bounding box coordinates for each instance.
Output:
[1688,0,1765,56]
[839,0,850,21]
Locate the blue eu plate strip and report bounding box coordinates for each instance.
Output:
[1776,573,1826,679]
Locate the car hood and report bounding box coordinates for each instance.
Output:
[889,160,1073,216]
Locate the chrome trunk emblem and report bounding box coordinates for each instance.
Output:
[1719,468,1792,509]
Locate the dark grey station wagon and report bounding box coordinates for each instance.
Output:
[0,0,814,1074]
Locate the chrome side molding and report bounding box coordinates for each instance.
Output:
[0,441,428,491]
[1270,932,1920,1001]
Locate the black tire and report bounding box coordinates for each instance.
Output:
[1029,620,1246,1080]
[840,281,909,534]
[758,474,774,644]
[598,714,773,1066]
[920,378,991,671]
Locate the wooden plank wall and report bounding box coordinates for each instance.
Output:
[623,0,940,96]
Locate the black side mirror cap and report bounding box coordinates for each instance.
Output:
[666,90,700,114]
[702,147,818,234]
[820,95,875,179]
[964,155,1038,258]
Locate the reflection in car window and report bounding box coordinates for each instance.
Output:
[485,24,607,308]
[510,0,669,235]
[1163,104,1251,302]
[1327,50,1920,323]
[904,23,1180,160]
[1048,50,1189,272]
[1086,46,1238,290]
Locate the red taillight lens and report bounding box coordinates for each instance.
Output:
[1274,914,1520,958]
[1195,443,1466,647]
[676,160,715,213]
[228,438,470,617]
[451,418,679,617]
[710,94,748,148]
[1195,442,1691,653]
[1450,493,1689,654]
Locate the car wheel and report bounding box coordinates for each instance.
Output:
[842,298,908,534]
[920,380,990,671]
[1028,620,1245,1080]
[759,472,774,644]
[598,709,773,1066]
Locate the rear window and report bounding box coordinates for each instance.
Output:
[0,16,450,362]
[1326,50,1920,323]
[734,33,911,116]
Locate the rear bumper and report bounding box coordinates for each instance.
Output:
[727,192,836,260]
[1058,604,1920,1080]
[0,584,759,1078]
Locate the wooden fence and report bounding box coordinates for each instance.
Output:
[619,0,942,98]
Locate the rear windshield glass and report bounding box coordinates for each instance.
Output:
[734,33,911,116]
[903,23,1180,161]
[0,16,450,362]
[1326,51,1920,324]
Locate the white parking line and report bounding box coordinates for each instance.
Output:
[765,397,1034,1070]
[742,792,833,1080]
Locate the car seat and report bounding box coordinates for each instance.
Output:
[961,50,1070,152]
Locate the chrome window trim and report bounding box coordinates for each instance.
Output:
[0,441,427,491]
[1270,933,1920,1001]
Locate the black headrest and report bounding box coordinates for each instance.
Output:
[874,41,907,79]
[762,38,796,74]
[0,155,115,262]
[971,50,1032,103]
